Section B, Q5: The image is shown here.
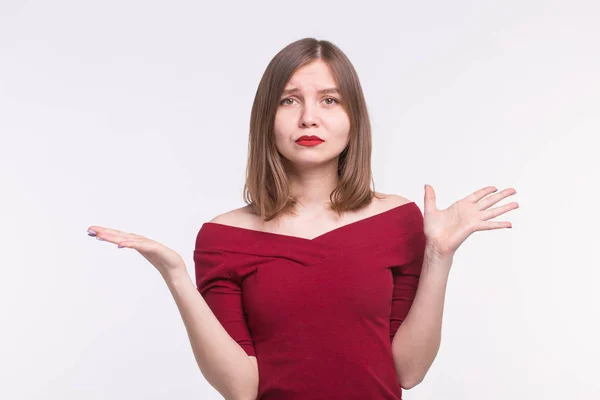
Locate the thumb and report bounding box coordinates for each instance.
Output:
[424,184,437,212]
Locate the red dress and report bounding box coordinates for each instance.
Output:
[194,201,426,400]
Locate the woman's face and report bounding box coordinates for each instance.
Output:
[273,59,351,171]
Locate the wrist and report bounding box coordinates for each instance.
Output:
[424,244,454,275]
[425,241,455,261]
[162,267,190,285]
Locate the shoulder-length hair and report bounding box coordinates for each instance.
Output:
[243,37,381,222]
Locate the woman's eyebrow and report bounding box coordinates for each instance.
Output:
[281,87,340,96]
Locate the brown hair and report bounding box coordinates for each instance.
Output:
[243,37,381,222]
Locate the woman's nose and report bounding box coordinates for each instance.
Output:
[299,103,319,128]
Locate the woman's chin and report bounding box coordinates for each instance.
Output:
[283,156,339,170]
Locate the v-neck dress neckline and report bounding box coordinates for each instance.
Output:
[202,201,416,243]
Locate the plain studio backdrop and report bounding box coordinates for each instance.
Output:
[1,0,598,399]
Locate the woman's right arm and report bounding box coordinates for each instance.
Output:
[164,270,258,400]
[86,225,258,400]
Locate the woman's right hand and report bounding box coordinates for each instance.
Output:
[87,226,187,280]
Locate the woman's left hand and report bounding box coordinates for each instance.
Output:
[423,185,519,258]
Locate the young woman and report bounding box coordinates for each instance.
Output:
[87,38,518,400]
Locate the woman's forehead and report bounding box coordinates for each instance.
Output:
[286,60,336,88]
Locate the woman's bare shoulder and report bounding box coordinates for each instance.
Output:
[373,192,414,211]
[208,205,257,229]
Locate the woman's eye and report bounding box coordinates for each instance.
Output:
[280,98,295,105]
[323,97,339,105]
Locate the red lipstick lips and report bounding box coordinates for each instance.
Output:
[295,135,324,147]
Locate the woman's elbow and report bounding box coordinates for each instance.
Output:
[400,374,424,390]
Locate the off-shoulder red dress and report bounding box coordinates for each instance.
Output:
[194,201,426,400]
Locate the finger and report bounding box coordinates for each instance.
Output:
[117,240,158,257]
[466,186,497,203]
[424,184,437,212]
[481,202,519,220]
[117,237,151,249]
[116,239,143,249]
[478,188,518,210]
[92,230,141,244]
[475,220,512,231]
[88,226,134,236]
[88,226,145,239]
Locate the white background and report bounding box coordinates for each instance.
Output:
[1,0,598,399]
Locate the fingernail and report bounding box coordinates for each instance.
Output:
[118,245,124,248]
[87,230,97,236]
[96,237,104,241]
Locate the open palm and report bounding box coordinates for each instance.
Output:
[87,226,186,279]
[423,185,519,258]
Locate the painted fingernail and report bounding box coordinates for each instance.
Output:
[118,245,124,248]
[96,237,104,241]
[87,230,97,236]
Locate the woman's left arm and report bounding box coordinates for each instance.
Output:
[391,245,452,389]
[392,184,519,389]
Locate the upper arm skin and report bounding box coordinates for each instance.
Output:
[248,356,258,373]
